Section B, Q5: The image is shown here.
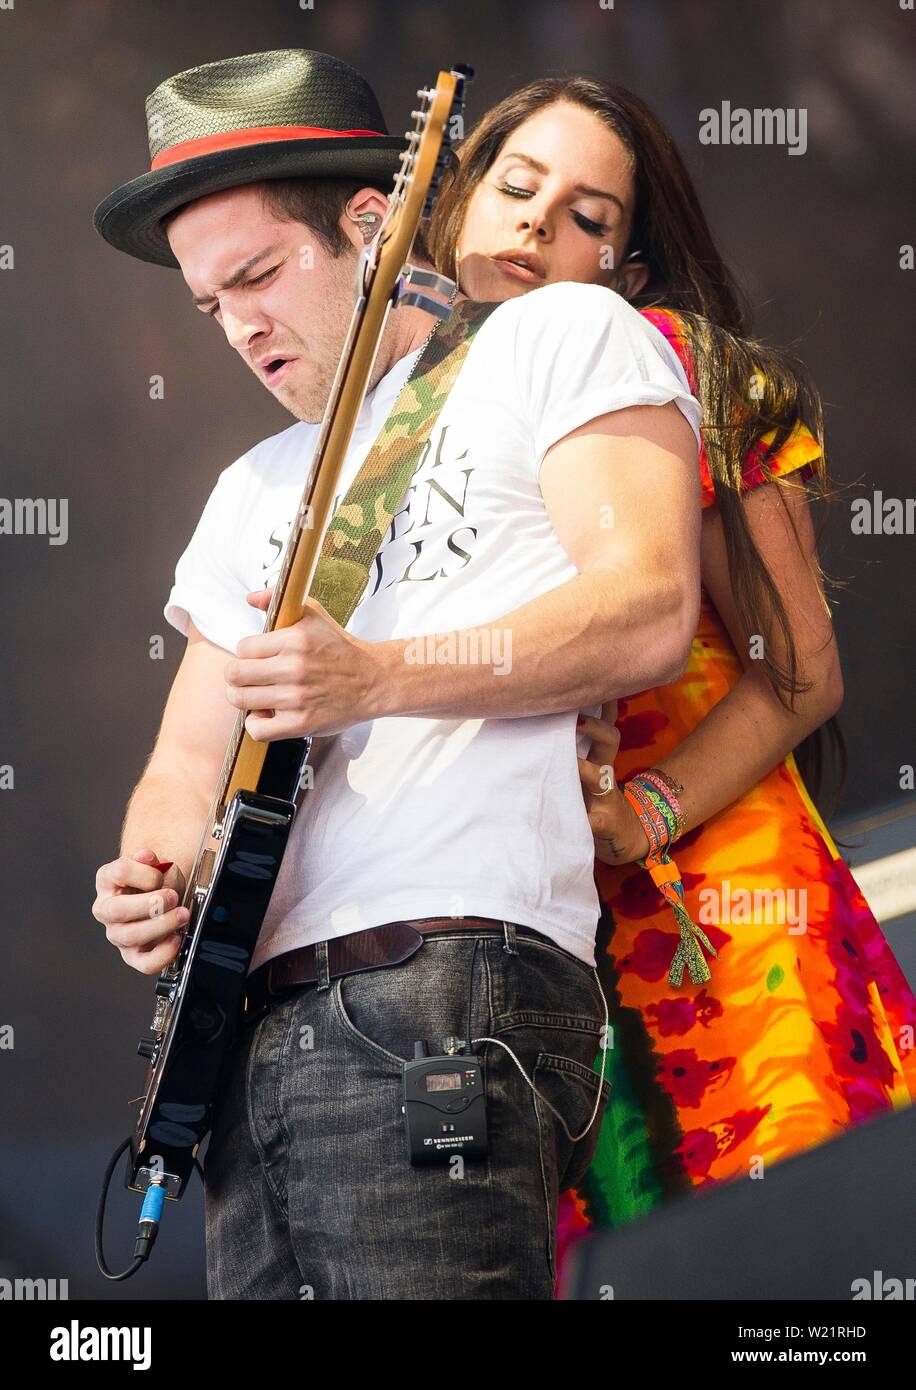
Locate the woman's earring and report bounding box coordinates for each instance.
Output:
[616,248,645,299]
[454,246,462,289]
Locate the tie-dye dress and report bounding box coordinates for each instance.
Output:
[556,307,916,1283]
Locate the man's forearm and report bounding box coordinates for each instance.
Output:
[373,564,697,720]
[119,768,212,888]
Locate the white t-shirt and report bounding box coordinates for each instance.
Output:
[164,282,702,969]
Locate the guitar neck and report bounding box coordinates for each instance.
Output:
[176,66,467,898]
[222,278,391,812]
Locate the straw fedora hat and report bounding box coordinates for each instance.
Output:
[92,48,405,269]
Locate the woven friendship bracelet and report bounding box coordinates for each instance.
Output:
[633,778,679,845]
[641,768,686,837]
[622,774,717,988]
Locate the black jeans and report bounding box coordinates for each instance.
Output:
[203,921,610,1299]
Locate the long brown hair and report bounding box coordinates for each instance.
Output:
[429,76,844,801]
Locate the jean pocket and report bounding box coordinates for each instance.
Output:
[494,933,606,1035]
[333,944,471,1071]
[333,973,408,1070]
[533,1050,611,1195]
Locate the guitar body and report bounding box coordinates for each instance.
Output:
[128,740,309,1197]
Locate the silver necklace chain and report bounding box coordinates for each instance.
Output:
[402,282,459,386]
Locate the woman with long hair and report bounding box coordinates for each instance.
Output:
[428,78,916,1286]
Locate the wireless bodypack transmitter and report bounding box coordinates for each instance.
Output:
[402,1039,488,1166]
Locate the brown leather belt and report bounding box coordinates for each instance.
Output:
[242,916,508,1020]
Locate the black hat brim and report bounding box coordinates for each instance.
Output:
[92,136,406,268]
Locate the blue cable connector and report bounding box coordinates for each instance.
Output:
[134,1179,167,1260]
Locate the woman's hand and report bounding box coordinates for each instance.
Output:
[577,702,650,866]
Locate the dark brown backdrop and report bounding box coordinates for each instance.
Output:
[0,0,912,1298]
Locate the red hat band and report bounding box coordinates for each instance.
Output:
[151,124,386,171]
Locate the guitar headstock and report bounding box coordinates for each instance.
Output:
[368,63,473,291]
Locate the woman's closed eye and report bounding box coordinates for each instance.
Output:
[494,181,609,237]
[571,210,608,236]
[496,179,537,200]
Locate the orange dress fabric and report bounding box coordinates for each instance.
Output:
[556,308,916,1281]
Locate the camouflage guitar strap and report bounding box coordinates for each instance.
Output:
[308,298,497,628]
[298,298,496,778]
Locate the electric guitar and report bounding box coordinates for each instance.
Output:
[125,65,471,1203]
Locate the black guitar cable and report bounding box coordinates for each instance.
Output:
[95,1135,205,1280]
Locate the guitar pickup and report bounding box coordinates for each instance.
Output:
[395,264,456,320]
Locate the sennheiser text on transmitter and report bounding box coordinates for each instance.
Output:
[402,1039,489,1165]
